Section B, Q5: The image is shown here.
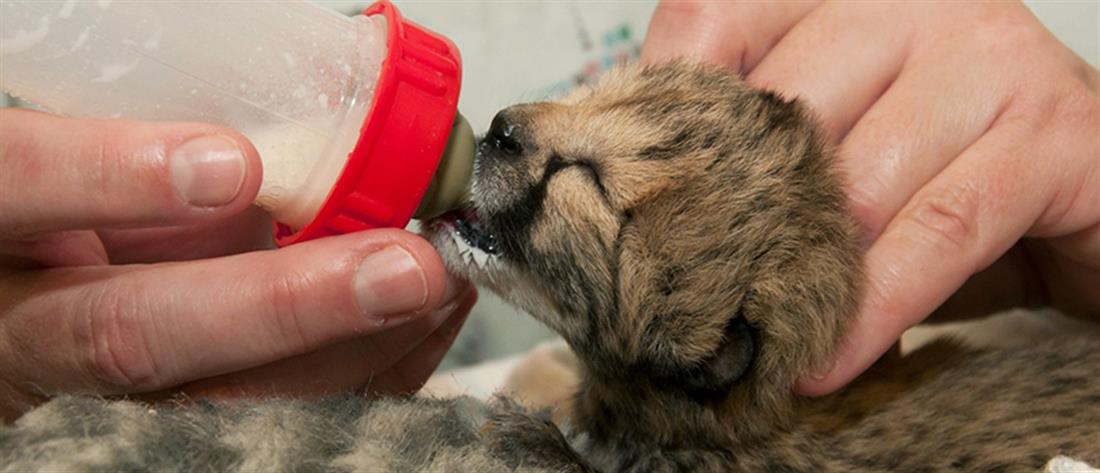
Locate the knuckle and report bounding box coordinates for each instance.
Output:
[85,129,140,209]
[265,272,316,355]
[0,116,42,225]
[651,0,751,68]
[903,184,981,253]
[845,186,891,242]
[83,282,162,390]
[1051,84,1100,130]
[969,9,1044,54]
[1029,85,1099,233]
[70,119,166,216]
[83,143,116,212]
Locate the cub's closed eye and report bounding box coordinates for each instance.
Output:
[574,160,609,199]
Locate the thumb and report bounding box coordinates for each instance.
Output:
[0,109,261,236]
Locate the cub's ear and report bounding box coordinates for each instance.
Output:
[679,315,756,399]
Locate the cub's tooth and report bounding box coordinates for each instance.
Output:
[454,233,471,254]
[472,249,489,267]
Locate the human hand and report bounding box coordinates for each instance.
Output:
[642,1,1100,395]
[0,109,473,420]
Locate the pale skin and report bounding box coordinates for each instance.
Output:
[642,0,1100,395]
[0,109,474,421]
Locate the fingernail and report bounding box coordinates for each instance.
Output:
[354,245,428,319]
[170,135,246,207]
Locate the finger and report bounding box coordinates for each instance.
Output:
[171,288,475,399]
[837,18,1083,240]
[640,0,820,74]
[796,121,1064,396]
[745,2,913,142]
[1034,231,1100,319]
[97,206,275,264]
[1,230,108,267]
[910,82,1100,320]
[0,229,464,395]
[923,244,1048,322]
[365,290,475,396]
[0,109,261,236]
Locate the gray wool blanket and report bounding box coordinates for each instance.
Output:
[0,395,551,473]
[2,394,1096,472]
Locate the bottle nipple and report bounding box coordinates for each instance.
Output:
[414,112,475,219]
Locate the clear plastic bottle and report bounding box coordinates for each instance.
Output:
[0,0,473,241]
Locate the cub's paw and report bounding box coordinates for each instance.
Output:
[482,397,591,472]
[502,340,580,424]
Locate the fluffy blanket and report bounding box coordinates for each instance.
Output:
[0,395,550,473]
[3,310,1098,472]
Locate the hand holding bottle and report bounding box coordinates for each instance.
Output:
[0,109,473,421]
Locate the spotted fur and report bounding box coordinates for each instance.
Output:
[425,62,1100,472]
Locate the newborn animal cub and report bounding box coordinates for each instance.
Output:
[424,62,1099,473]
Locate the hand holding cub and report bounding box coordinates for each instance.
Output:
[642,0,1100,395]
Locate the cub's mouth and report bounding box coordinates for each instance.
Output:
[428,204,502,273]
[441,207,499,255]
[425,113,516,276]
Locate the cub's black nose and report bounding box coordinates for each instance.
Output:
[487,109,525,156]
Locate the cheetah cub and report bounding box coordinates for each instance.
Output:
[424,62,1099,473]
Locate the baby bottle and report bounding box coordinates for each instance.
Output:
[0,0,474,245]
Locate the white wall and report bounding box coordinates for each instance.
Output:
[1025,0,1099,68]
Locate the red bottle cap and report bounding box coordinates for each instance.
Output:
[274,0,462,246]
